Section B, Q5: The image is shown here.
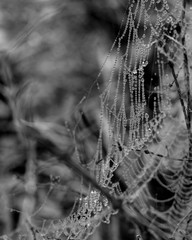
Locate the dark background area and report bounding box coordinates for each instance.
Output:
[0,0,191,239]
[0,1,139,239]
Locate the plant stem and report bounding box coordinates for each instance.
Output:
[22,119,169,238]
[169,61,188,128]
[172,208,192,238]
[62,155,123,210]
[171,1,192,237]
[26,219,37,240]
[182,0,191,133]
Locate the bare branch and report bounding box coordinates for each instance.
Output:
[169,61,188,129]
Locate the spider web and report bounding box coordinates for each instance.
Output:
[11,0,191,239]
[42,1,192,239]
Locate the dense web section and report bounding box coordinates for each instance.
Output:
[38,1,192,240]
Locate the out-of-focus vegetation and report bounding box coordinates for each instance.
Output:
[0,0,138,239]
[1,1,192,240]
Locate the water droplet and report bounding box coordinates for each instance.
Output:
[97,202,102,212]
[142,60,148,67]
[143,137,148,142]
[148,128,152,134]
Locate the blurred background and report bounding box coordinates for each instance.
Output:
[0,0,140,239]
[0,0,192,239]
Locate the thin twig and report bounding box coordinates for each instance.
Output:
[21,119,168,239]
[171,208,192,238]
[168,61,188,129]
[60,155,123,210]
[22,120,123,210]
[170,2,192,239]
[143,149,186,162]
[26,219,39,240]
[181,0,191,133]
[164,34,184,49]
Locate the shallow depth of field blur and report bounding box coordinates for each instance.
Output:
[1,1,192,240]
[0,0,138,239]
